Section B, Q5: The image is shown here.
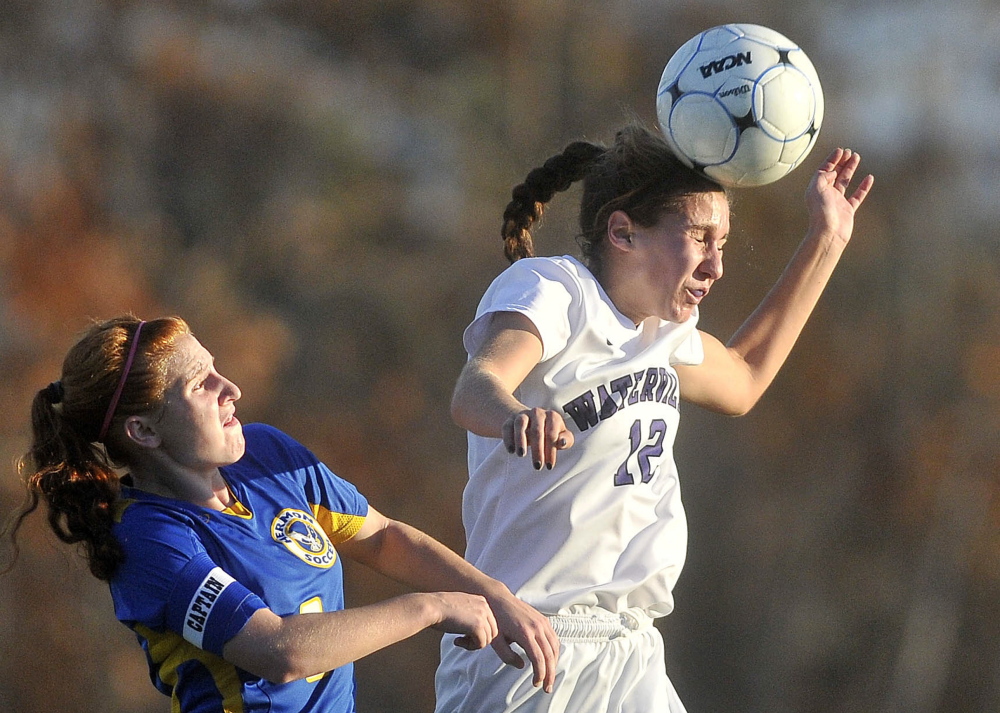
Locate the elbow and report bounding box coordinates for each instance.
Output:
[450,388,475,431]
[254,650,328,685]
[722,394,757,417]
[245,646,308,684]
[702,402,751,418]
[705,389,762,417]
[722,395,762,417]
[226,615,333,684]
[719,376,768,417]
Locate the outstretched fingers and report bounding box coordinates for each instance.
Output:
[833,149,859,189]
[825,148,874,204]
[847,172,875,210]
[817,146,847,174]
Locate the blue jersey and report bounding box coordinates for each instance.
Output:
[110,423,369,713]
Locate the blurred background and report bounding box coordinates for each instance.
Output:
[1,1,998,711]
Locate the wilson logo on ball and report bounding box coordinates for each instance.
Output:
[718,84,752,99]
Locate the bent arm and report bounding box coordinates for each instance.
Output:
[221,511,512,684]
[676,231,848,415]
[222,589,478,683]
[451,311,544,438]
[452,311,574,469]
[676,148,874,415]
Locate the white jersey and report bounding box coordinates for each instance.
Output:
[461,255,704,618]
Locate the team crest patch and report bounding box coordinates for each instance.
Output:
[271,508,337,568]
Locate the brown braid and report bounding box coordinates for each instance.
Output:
[501,141,605,263]
[500,123,725,269]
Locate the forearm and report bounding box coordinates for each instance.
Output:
[342,512,560,692]
[689,149,872,414]
[361,517,510,599]
[451,362,528,439]
[727,227,846,393]
[451,312,545,438]
[224,593,443,682]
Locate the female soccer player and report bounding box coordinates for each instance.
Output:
[8,315,558,712]
[434,124,873,712]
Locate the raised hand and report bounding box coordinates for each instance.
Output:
[805,147,875,247]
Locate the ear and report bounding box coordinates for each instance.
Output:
[124,415,162,450]
[606,210,636,252]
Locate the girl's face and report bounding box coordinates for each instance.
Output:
[152,333,245,473]
[628,191,729,323]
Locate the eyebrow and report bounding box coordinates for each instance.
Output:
[687,221,728,237]
[182,357,214,383]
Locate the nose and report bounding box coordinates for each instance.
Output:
[221,375,242,402]
[699,245,724,281]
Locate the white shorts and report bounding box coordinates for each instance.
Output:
[434,608,687,713]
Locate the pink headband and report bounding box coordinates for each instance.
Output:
[98,320,146,442]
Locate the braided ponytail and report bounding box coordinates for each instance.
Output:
[501,141,605,263]
[500,122,725,268]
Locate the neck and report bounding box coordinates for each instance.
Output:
[593,261,649,326]
[128,459,232,511]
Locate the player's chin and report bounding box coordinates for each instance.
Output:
[225,430,247,464]
[665,304,697,324]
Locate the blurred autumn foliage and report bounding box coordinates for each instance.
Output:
[1,2,999,712]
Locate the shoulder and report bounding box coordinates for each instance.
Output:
[232,424,364,504]
[115,489,196,532]
[113,493,204,572]
[654,313,704,366]
[478,255,597,314]
[469,256,598,360]
[242,422,298,449]
[493,255,591,288]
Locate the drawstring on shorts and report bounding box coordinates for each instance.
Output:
[546,609,652,642]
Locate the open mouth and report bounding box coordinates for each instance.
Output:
[687,287,709,303]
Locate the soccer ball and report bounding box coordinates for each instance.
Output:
[656,24,824,188]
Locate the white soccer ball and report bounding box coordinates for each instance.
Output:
[656,24,824,188]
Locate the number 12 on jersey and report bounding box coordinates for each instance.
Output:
[613,419,667,486]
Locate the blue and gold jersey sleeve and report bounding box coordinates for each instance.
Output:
[166,552,266,656]
[111,505,267,657]
[307,460,368,544]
